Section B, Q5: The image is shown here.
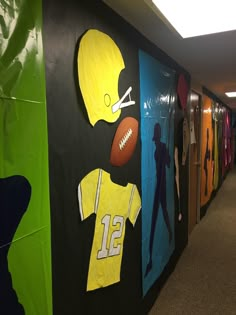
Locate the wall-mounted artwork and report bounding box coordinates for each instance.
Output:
[77,29,140,291]
[139,50,175,296]
[212,102,219,190]
[110,117,139,167]
[78,29,135,126]
[78,169,141,291]
[0,1,52,314]
[200,96,213,207]
[225,110,231,170]
[0,176,31,314]
[42,0,190,312]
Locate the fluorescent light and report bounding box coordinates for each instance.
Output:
[148,0,236,38]
[225,92,236,97]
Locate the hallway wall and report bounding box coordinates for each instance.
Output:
[42,0,189,313]
[0,0,233,314]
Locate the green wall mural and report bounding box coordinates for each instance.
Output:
[0,0,52,314]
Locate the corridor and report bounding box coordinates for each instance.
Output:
[149,168,236,315]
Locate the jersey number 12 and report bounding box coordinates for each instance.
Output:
[97,214,124,259]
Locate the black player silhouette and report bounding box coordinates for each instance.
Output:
[204,128,210,196]
[145,123,172,277]
[0,175,31,314]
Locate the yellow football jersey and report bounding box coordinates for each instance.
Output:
[78,168,141,291]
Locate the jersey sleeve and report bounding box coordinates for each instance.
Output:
[128,185,141,226]
[78,169,100,221]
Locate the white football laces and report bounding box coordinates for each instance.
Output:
[119,128,133,151]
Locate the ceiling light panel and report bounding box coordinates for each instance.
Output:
[225,92,236,97]
[147,0,236,38]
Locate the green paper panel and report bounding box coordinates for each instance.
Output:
[0,0,52,314]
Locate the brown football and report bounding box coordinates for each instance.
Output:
[110,117,138,167]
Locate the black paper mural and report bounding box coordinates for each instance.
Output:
[42,0,189,313]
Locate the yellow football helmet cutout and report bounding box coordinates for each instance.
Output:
[78,29,135,126]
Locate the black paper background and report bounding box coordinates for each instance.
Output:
[42,1,190,314]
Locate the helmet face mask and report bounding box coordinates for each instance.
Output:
[112,86,135,114]
[78,29,135,126]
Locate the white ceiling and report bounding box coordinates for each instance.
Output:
[103,0,236,110]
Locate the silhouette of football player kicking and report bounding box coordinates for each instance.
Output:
[204,128,210,196]
[145,123,172,276]
[0,175,31,314]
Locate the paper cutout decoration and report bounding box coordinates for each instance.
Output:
[222,110,228,171]
[190,120,196,144]
[0,176,31,315]
[145,123,172,276]
[139,49,175,296]
[213,116,219,190]
[0,1,52,314]
[78,168,141,291]
[174,147,182,222]
[200,96,213,206]
[177,73,189,110]
[182,116,190,165]
[226,111,231,167]
[204,128,211,196]
[78,29,135,126]
[110,117,139,166]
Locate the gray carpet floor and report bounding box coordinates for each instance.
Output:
[149,168,236,315]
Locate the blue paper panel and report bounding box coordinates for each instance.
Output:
[139,50,176,296]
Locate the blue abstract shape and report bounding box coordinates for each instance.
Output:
[0,175,31,314]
